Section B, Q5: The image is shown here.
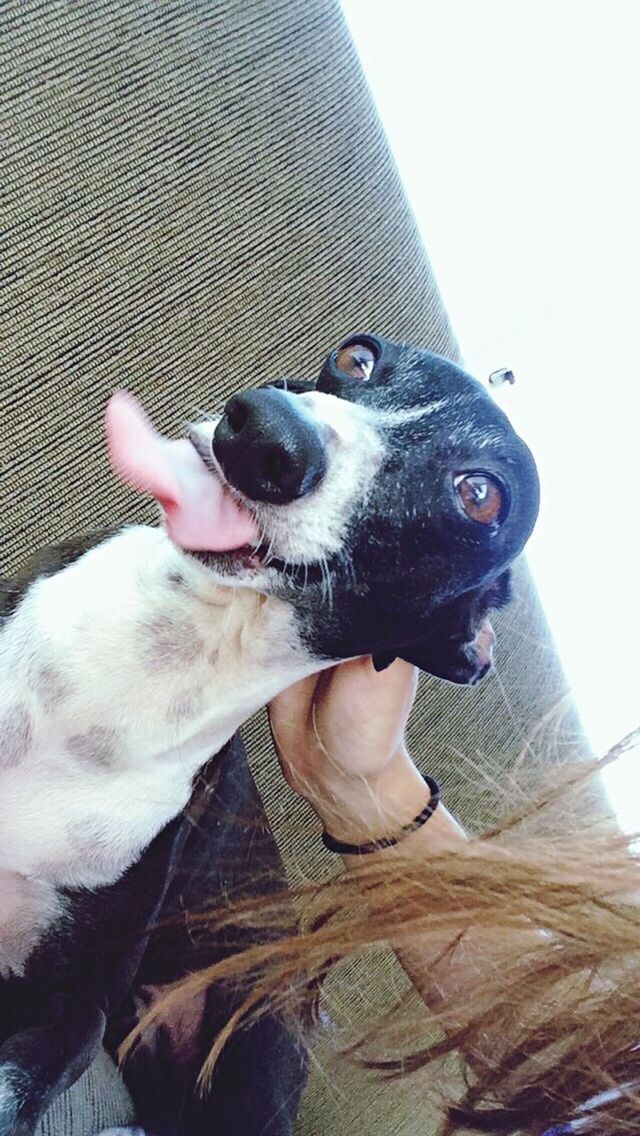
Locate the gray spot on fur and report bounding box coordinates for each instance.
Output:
[67,726,123,768]
[30,660,73,710]
[0,705,33,768]
[144,615,204,670]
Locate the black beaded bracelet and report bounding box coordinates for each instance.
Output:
[321,773,441,855]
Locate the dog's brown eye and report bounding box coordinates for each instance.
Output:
[335,343,375,380]
[454,473,504,525]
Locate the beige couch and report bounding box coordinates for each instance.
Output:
[3,2,583,1132]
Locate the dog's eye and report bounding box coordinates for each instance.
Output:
[454,473,504,525]
[335,343,375,380]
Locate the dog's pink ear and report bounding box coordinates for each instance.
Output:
[373,618,496,686]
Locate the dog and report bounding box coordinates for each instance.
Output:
[0,333,539,1136]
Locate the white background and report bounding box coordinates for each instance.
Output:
[341,0,640,827]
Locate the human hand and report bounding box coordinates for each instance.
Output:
[268,657,431,845]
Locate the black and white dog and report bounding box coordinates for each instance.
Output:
[0,334,539,1136]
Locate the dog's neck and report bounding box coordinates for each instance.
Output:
[0,525,320,906]
[12,525,316,735]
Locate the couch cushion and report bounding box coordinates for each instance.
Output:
[3,2,583,1133]
[35,1050,135,1136]
[3,0,458,577]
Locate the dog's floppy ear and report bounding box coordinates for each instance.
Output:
[373,572,512,687]
[372,630,494,686]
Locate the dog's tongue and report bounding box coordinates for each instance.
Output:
[105,391,260,552]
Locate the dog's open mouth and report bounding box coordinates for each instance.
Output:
[105,392,261,554]
[194,541,327,585]
[106,391,329,582]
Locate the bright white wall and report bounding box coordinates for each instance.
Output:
[341,0,640,827]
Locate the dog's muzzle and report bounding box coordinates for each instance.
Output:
[213,388,327,505]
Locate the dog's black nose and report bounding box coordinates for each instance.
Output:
[213,388,327,505]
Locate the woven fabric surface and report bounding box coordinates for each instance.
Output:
[2,0,457,575]
[35,1051,136,1136]
[3,2,583,1133]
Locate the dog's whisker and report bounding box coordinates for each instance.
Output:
[250,527,267,557]
[261,533,277,568]
[337,548,356,591]
[318,554,334,611]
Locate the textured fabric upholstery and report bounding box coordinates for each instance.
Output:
[4,2,583,1132]
[35,1051,135,1136]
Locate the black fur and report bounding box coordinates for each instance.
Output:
[268,335,539,683]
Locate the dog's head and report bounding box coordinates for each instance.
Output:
[109,334,540,685]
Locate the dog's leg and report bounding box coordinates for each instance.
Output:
[111,734,307,1136]
[0,995,105,1136]
[0,794,207,1136]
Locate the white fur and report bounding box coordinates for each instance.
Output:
[366,400,450,425]
[0,526,325,976]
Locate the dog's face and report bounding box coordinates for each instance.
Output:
[182,334,539,685]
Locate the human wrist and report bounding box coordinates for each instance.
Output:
[305,748,432,845]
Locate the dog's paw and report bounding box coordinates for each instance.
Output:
[0,1065,21,1136]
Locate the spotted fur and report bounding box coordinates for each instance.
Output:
[0,337,540,978]
[0,527,319,974]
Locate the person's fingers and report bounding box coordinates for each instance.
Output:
[313,657,418,732]
[340,656,417,703]
[269,656,420,790]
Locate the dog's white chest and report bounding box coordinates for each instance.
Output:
[0,527,314,973]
